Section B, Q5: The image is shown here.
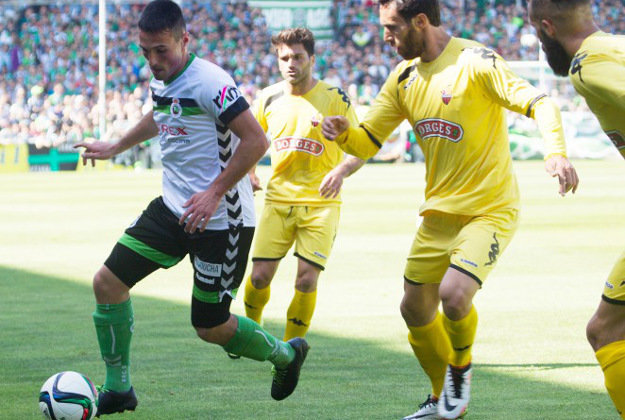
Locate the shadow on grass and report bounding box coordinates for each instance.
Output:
[0,266,616,420]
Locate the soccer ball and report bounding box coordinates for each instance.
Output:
[39,371,98,420]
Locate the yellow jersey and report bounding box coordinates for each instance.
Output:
[336,37,567,215]
[569,31,625,158]
[255,80,359,206]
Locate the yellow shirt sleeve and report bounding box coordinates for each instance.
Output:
[336,65,407,160]
[253,94,268,132]
[471,48,567,158]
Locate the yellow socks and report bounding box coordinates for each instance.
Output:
[407,312,452,397]
[443,305,478,368]
[243,276,270,324]
[595,340,625,419]
[283,288,317,341]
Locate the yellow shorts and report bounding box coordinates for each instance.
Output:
[603,250,625,304]
[252,204,340,270]
[404,209,519,286]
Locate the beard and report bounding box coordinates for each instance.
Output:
[540,30,572,77]
[397,26,423,60]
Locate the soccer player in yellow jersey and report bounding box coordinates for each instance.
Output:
[529,1,625,418]
[243,28,364,342]
[322,1,579,419]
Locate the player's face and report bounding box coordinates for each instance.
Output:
[528,5,572,77]
[139,29,189,81]
[536,28,572,77]
[276,43,314,87]
[379,2,423,60]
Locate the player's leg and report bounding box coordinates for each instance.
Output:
[437,208,518,420]
[284,205,339,340]
[191,226,308,400]
[587,255,625,418]
[244,204,295,324]
[94,197,185,416]
[244,259,280,324]
[401,212,455,420]
[283,258,322,340]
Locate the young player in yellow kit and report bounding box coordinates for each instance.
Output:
[529,1,625,417]
[322,1,579,418]
[243,28,364,341]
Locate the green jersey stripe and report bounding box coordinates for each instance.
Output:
[153,105,205,116]
[118,233,182,267]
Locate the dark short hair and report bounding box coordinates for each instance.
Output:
[529,0,589,20]
[138,0,186,40]
[271,27,315,57]
[378,0,441,26]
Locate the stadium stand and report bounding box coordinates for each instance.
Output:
[0,0,623,163]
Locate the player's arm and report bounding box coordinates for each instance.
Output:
[473,49,578,195]
[248,164,262,192]
[74,111,158,166]
[319,155,365,198]
[181,108,267,233]
[323,69,405,159]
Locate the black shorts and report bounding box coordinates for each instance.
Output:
[104,197,254,328]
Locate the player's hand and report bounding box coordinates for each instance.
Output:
[74,141,117,167]
[545,155,579,196]
[319,167,346,198]
[249,171,262,193]
[321,116,349,140]
[179,189,221,233]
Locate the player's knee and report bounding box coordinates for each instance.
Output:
[194,316,236,345]
[440,290,471,320]
[295,274,317,293]
[92,268,128,303]
[195,325,224,344]
[400,297,434,326]
[250,271,272,289]
[586,315,604,351]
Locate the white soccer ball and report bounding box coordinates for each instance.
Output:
[39,371,98,420]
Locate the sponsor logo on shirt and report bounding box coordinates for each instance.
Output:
[159,124,189,137]
[414,118,464,142]
[274,136,324,156]
[606,130,625,150]
[212,85,242,112]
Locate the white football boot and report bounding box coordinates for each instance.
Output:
[438,364,471,419]
[402,394,440,420]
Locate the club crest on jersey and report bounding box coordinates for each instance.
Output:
[274,136,324,156]
[311,113,322,127]
[441,89,452,105]
[170,98,182,118]
[415,118,464,142]
[606,130,625,150]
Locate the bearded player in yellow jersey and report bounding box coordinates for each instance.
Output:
[322,1,579,419]
[529,1,625,418]
[243,28,364,343]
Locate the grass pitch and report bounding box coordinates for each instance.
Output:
[1,160,623,419]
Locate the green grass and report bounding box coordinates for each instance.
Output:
[1,160,623,419]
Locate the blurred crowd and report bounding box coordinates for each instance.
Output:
[0,0,624,151]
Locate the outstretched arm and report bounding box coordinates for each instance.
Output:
[321,116,382,160]
[74,111,158,166]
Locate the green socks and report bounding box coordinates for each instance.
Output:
[223,315,295,368]
[93,299,134,392]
